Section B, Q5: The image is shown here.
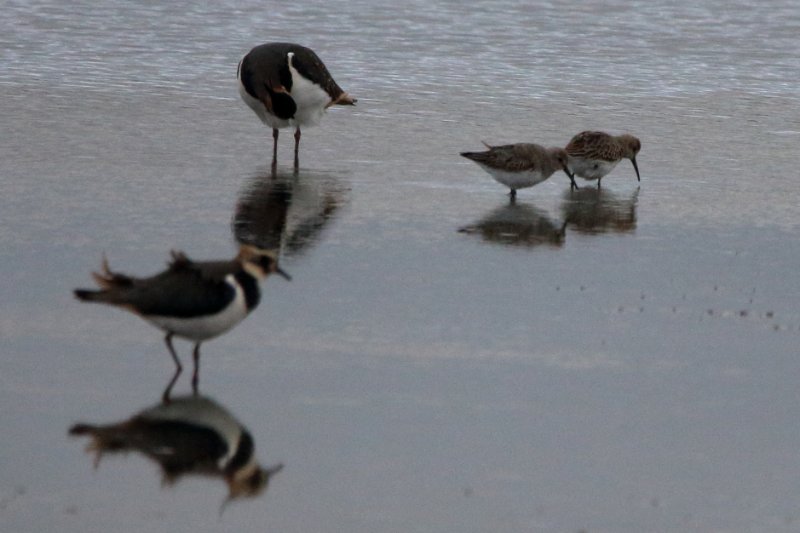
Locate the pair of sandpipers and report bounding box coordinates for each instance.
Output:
[75,42,642,394]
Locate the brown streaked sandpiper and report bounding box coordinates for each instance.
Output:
[565,131,641,188]
[460,142,577,199]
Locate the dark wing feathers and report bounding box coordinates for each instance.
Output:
[461,144,542,172]
[566,131,623,161]
[239,43,296,119]
[80,254,240,318]
[288,46,345,100]
[132,259,240,318]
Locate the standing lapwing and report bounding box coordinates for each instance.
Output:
[565,131,641,188]
[460,142,577,200]
[74,246,290,400]
[237,42,356,169]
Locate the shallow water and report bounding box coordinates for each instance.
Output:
[2,1,800,532]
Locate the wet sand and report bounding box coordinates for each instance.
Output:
[2,1,800,532]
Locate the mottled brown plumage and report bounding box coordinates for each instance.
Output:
[461,142,577,198]
[565,131,641,187]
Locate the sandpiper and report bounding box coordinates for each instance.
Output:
[74,246,290,399]
[460,142,577,199]
[69,394,284,503]
[564,131,641,188]
[237,42,356,169]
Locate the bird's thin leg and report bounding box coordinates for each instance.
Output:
[271,128,279,169]
[293,127,301,169]
[509,189,517,202]
[162,333,182,403]
[191,342,201,395]
[597,178,602,189]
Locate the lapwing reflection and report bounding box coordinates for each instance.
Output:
[459,202,566,248]
[561,187,639,234]
[74,247,291,401]
[69,395,283,507]
[233,170,346,259]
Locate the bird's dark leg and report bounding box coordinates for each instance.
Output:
[597,178,602,189]
[271,128,279,170]
[509,189,517,202]
[191,342,201,395]
[162,333,182,403]
[293,127,301,169]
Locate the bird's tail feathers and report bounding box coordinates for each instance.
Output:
[74,254,134,303]
[460,151,487,162]
[330,92,356,106]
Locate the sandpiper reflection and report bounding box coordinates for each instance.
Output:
[68,394,283,506]
[561,187,638,234]
[233,170,346,258]
[459,201,566,248]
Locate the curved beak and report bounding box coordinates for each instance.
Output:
[563,168,579,190]
[276,266,292,281]
[631,157,641,182]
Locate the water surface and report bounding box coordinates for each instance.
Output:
[2,1,800,532]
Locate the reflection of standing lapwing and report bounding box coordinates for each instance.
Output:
[74,246,290,400]
[565,131,641,188]
[238,42,356,169]
[460,142,577,199]
[69,394,283,505]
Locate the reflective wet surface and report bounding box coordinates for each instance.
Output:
[2,1,800,532]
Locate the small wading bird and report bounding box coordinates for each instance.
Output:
[460,142,577,199]
[69,394,284,508]
[238,42,356,169]
[74,246,290,400]
[565,131,641,188]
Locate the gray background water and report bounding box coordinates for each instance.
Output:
[2,1,800,531]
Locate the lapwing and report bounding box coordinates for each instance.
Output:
[461,142,577,199]
[237,42,356,169]
[69,394,284,504]
[74,246,290,399]
[565,131,641,188]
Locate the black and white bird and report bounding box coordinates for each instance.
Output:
[237,42,356,169]
[69,394,284,504]
[74,246,290,398]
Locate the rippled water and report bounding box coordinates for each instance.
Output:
[2,1,800,532]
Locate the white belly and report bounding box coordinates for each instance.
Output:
[479,165,550,190]
[237,54,333,130]
[142,396,243,468]
[238,76,284,129]
[569,157,619,181]
[286,53,333,127]
[145,276,249,341]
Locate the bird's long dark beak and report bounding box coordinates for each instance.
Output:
[563,168,579,190]
[631,157,641,182]
[276,266,292,281]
